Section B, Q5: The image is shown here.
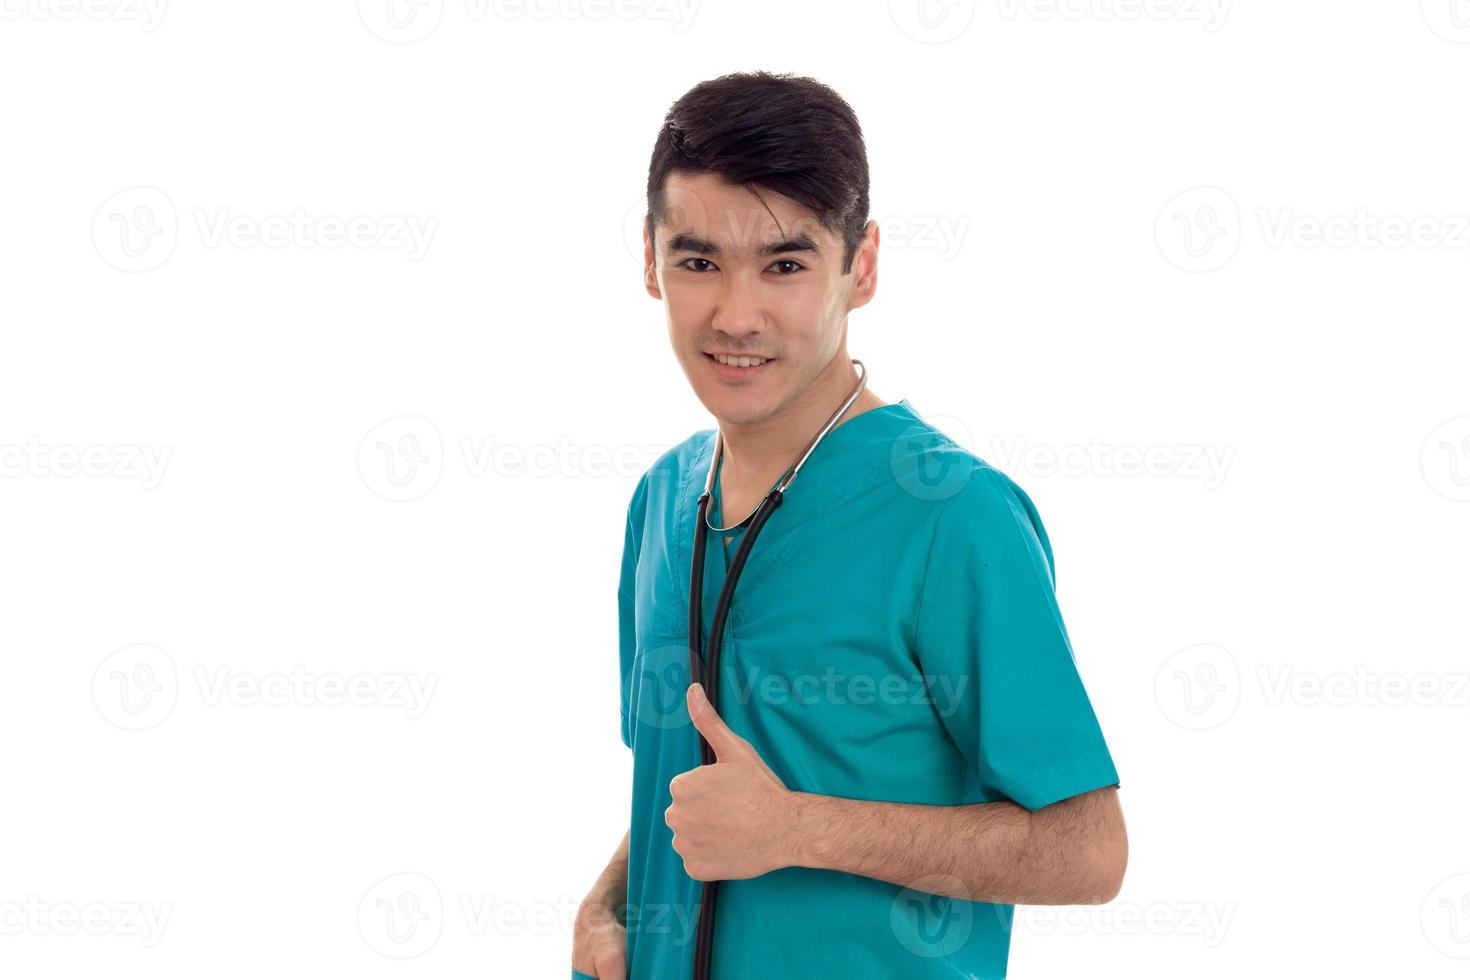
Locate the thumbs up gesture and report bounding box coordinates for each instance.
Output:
[664,682,799,882]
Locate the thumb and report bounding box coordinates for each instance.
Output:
[687,683,747,760]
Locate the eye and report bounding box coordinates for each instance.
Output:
[678,257,716,273]
[770,259,804,275]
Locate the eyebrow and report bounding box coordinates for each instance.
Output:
[664,231,822,258]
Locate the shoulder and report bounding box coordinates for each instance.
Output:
[884,413,1040,528]
[624,427,714,529]
[886,414,1055,579]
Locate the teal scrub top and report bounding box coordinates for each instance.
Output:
[601,398,1119,980]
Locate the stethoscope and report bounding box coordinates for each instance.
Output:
[686,358,868,980]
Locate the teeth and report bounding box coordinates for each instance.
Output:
[713,353,767,367]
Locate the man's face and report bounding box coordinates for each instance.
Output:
[644,172,877,426]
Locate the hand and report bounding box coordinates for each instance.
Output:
[664,682,797,881]
[571,897,626,979]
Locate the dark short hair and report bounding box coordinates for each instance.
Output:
[646,71,870,275]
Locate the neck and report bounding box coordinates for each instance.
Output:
[717,354,886,489]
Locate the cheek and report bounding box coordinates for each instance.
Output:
[663,286,709,331]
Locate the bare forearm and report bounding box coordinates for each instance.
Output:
[783,786,1125,906]
[582,830,630,911]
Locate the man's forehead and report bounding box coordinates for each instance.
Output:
[662,226,825,258]
[656,176,830,255]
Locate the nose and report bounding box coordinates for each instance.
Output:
[710,268,764,340]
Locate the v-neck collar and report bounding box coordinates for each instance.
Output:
[679,398,922,648]
[702,398,918,573]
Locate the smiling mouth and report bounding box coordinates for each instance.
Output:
[705,352,775,369]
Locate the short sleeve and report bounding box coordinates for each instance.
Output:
[914,466,1119,811]
[618,476,648,750]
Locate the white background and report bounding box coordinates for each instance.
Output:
[2,0,1468,976]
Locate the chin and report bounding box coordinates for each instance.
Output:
[700,389,777,427]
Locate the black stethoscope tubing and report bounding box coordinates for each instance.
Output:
[684,360,868,980]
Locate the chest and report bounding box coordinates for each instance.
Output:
[717,483,766,552]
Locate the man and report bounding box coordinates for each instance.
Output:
[573,70,1127,979]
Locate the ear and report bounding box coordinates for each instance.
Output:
[845,219,879,312]
[644,221,663,300]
